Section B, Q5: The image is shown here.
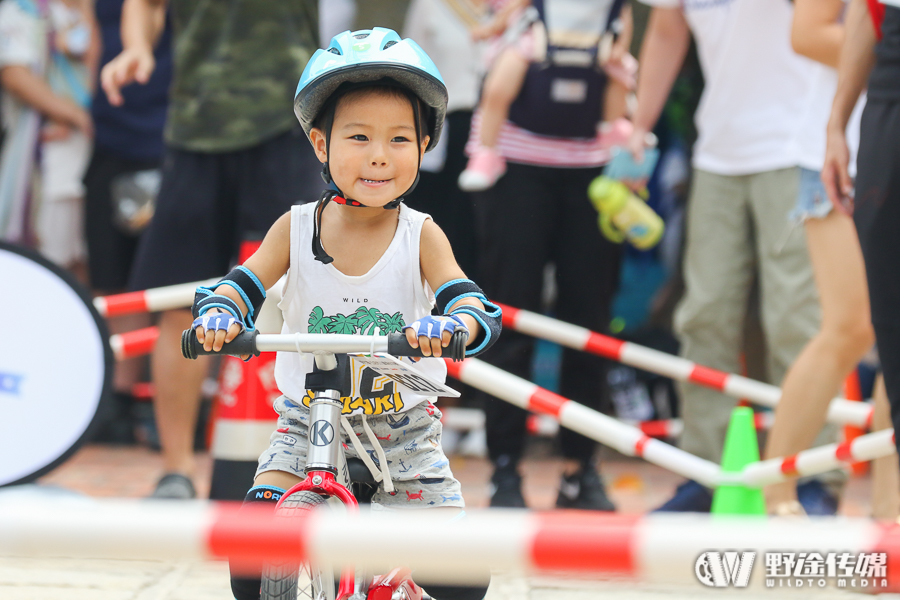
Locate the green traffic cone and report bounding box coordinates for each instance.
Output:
[711,406,767,516]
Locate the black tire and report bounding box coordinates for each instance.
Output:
[261,491,336,600]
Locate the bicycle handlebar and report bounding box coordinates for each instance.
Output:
[180,329,468,361]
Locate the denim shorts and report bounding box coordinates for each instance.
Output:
[789,167,834,224]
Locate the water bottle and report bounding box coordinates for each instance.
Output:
[588,176,664,250]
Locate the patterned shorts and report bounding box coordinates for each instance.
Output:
[256,396,464,509]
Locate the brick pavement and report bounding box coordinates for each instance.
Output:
[33,443,873,514]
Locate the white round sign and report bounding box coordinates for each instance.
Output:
[0,243,110,486]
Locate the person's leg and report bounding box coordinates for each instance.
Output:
[552,166,622,509]
[750,167,846,514]
[870,376,900,520]
[477,47,529,149]
[129,146,233,496]
[855,99,900,462]
[152,309,211,477]
[471,163,553,505]
[231,470,301,600]
[674,171,754,461]
[763,183,873,511]
[458,48,530,192]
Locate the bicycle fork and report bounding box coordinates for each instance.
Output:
[278,352,364,600]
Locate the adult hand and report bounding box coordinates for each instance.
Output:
[625,124,650,165]
[100,47,156,106]
[40,121,72,142]
[68,105,94,137]
[619,124,654,192]
[822,124,854,216]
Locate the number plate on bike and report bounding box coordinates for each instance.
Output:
[350,354,460,397]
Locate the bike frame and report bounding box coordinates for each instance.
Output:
[274,351,423,600]
[183,331,461,600]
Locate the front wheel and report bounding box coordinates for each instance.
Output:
[261,491,336,600]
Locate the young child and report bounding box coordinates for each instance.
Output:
[0,0,96,273]
[190,28,499,600]
[458,0,636,192]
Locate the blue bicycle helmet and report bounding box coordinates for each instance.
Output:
[295,28,448,264]
[295,28,447,151]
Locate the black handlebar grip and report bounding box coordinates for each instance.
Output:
[181,329,260,360]
[387,330,467,362]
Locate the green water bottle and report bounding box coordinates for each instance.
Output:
[588,176,664,250]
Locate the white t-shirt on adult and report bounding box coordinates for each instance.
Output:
[790,0,865,174]
[404,0,481,115]
[792,61,865,175]
[640,0,816,176]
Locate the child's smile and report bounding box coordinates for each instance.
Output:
[359,177,392,187]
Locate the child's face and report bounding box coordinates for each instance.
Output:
[311,89,429,207]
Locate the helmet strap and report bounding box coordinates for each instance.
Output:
[312,189,338,264]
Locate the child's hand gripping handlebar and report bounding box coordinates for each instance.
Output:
[180,329,468,361]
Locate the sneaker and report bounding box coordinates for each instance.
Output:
[653,479,713,513]
[151,473,196,499]
[796,479,839,516]
[771,500,806,517]
[556,464,616,511]
[489,463,526,508]
[458,147,506,192]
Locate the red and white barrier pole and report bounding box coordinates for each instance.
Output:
[844,369,870,476]
[2,501,898,587]
[447,358,897,486]
[439,409,773,440]
[446,358,722,488]
[93,278,219,317]
[738,428,896,488]
[498,303,873,428]
[628,412,774,439]
[108,326,159,361]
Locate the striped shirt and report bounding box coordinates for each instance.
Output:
[465,109,613,168]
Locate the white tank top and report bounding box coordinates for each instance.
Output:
[274,202,446,415]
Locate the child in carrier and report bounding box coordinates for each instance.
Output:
[189,28,500,600]
[458,0,637,191]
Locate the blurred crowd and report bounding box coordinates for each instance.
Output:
[1,0,898,518]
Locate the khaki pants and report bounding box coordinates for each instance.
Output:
[675,168,841,480]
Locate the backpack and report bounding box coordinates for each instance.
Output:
[506,0,627,139]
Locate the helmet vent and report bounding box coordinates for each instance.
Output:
[327,47,341,55]
[383,40,398,49]
[352,33,370,40]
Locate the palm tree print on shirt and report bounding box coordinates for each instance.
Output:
[307,306,405,335]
